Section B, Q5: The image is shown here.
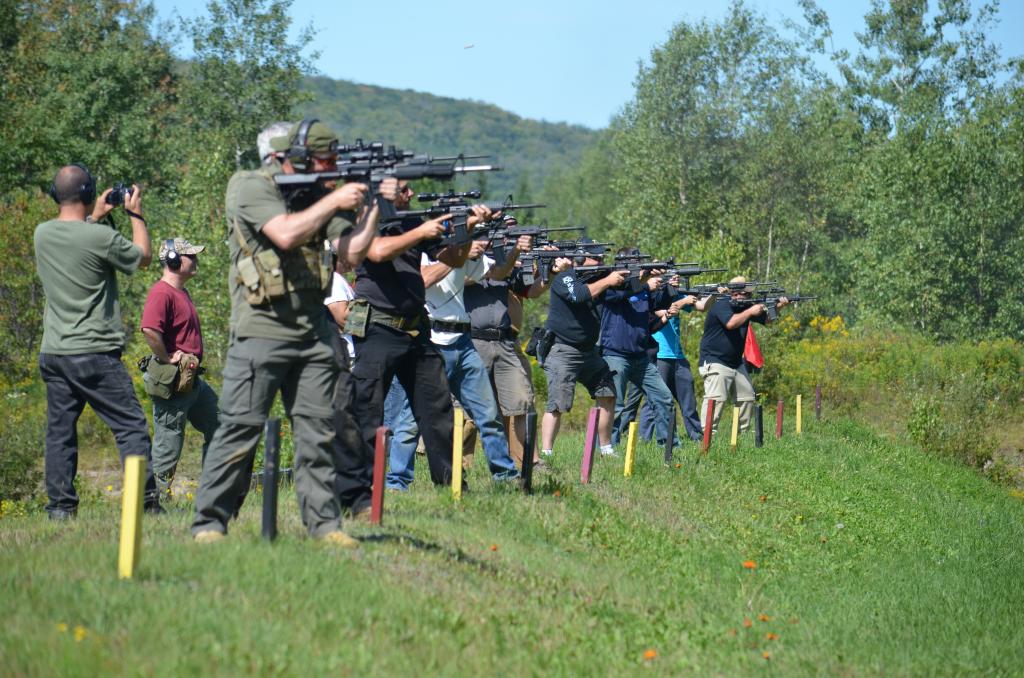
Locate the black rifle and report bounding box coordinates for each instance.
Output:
[519,240,615,284]
[732,294,818,321]
[484,224,584,266]
[273,143,498,216]
[392,196,547,247]
[575,259,675,293]
[658,264,728,295]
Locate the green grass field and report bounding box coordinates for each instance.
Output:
[2,419,1023,675]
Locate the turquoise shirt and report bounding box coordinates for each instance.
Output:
[652,314,688,360]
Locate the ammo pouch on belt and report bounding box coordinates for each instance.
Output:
[176,353,200,394]
[138,355,179,400]
[525,327,555,361]
[233,218,331,306]
[344,299,370,338]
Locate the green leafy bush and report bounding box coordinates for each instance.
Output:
[0,387,45,501]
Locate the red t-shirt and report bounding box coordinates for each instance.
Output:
[140,280,203,359]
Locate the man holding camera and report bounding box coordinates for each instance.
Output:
[34,164,162,520]
[139,238,219,497]
[191,119,392,546]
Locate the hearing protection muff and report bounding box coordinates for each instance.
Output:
[49,163,96,205]
[164,238,181,271]
[286,118,318,172]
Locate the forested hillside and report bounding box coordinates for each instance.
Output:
[301,76,598,197]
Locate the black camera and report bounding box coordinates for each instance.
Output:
[106,182,134,206]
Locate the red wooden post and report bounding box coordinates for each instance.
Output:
[370,426,389,524]
[702,400,715,455]
[775,399,784,439]
[580,407,600,484]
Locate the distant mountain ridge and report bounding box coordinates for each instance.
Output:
[300,76,600,197]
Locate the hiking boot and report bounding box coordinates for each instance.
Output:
[194,529,225,544]
[320,530,360,549]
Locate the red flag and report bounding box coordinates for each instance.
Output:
[744,324,764,368]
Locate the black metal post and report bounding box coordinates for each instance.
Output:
[522,412,537,494]
[754,405,764,448]
[262,418,280,542]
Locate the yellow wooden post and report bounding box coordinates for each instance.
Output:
[452,408,464,501]
[796,395,803,434]
[118,455,145,579]
[624,421,638,477]
[730,406,740,449]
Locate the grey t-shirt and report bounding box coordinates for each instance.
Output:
[466,266,531,331]
[34,218,143,354]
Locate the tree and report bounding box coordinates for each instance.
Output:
[0,0,177,195]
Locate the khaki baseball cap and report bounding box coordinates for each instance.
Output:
[159,238,205,262]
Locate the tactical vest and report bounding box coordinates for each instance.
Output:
[231,169,332,306]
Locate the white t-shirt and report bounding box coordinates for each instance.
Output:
[422,253,492,346]
[324,272,356,358]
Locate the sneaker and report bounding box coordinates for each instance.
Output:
[48,509,77,522]
[540,449,553,457]
[193,529,225,544]
[320,530,360,549]
[599,445,619,457]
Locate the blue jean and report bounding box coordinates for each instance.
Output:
[604,353,675,447]
[386,334,518,489]
[637,358,703,442]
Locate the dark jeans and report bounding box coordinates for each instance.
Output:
[341,322,455,511]
[39,352,159,514]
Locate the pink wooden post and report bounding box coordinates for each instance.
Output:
[701,400,715,455]
[370,426,389,524]
[580,407,600,484]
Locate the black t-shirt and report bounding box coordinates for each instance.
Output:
[354,217,442,318]
[466,267,530,331]
[698,296,764,369]
[545,268,602,349]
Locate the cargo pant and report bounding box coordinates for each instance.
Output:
[698,361,756,434]
[191,336,341,538]
[150,378,219,493]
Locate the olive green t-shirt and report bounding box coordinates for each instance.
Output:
[34,219,143,354]
[224,167,354,341]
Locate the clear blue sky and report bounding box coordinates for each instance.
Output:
[152,0,1023,129]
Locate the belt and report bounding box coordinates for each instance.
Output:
[369,306,423,332]
[471,327,519,342]
[431,319,472,334]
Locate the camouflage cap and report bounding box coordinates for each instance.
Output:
[269,135,290,153]
[159,238,205,262]
[287,120,339,155]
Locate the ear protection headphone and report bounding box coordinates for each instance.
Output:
[49,163,96,205]
[164,239,181,271]
[286,118,319,172]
